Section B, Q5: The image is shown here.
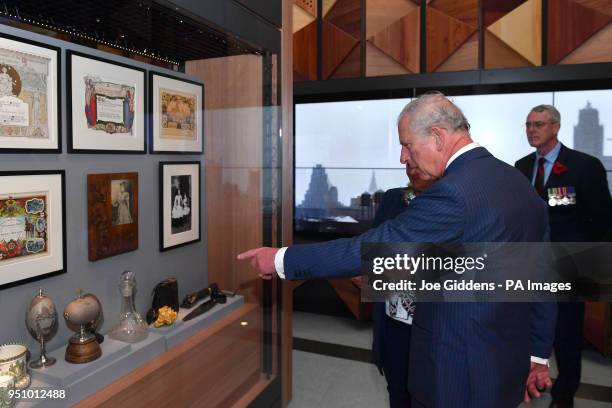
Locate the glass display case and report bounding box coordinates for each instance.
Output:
[0,0,288,406]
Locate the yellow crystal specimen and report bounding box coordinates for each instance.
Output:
[154,306,178,327]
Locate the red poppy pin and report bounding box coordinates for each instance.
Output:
[552,161,568,175]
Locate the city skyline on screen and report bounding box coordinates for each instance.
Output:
[296,90,612,207]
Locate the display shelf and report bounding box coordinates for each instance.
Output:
[149,294,244,348]
[29,339,131,388]
[16,295,244,407]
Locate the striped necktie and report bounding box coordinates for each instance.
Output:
[534,157,546,196]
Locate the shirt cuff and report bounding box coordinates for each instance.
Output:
[274,247,288,279]
[530,356,549,366]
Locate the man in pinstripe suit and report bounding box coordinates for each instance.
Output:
[239,92,556,407]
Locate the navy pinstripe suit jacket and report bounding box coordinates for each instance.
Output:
[284,147,555,407]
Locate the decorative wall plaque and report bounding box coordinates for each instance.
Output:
[87,172,138,261]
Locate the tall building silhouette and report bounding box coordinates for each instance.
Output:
[368,171,378,194]
[300,164,342,209]
[574,102,603,158]
[573,101,612,192]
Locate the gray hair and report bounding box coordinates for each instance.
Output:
[530,104,561,123]
[397,91,470,137]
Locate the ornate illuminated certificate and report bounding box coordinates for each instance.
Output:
[0,195,48,262]
[160,89,197,140]
[84,76,135,135]
[0,47,50,139]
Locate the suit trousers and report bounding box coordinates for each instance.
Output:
[551,302,585,401]
[382,315,412,408]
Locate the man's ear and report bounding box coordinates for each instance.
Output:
[431,127,445,151]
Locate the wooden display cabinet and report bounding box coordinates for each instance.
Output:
[75,303,265,407]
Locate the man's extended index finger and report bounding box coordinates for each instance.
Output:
[237,248,260,260]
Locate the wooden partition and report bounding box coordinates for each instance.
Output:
[186,55,265,304]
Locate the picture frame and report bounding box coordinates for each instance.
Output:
[0,33,61,153]
[159,162,200,251]
[0,170,66,288]
[67,50,146,153]
[149,71,203,154]
[87,172,139,261]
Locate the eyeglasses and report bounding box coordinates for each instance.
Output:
[525,121,556,129]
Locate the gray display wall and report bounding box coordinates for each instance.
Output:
[0,24,208,352]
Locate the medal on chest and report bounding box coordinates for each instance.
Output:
[547,186,576,207]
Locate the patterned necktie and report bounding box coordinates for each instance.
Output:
[534,157,546,196]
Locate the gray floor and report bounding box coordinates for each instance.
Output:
[290,311,612,408]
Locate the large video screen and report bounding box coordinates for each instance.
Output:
[295,90,612,237]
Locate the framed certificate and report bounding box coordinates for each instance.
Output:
[67,51,146,153]
[0,170,66,288]
[0,33,61,153]
[150,72,203,154]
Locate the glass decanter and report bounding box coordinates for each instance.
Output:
[109,271,148,343]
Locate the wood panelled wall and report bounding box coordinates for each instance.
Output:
[293,0,612,80]
[185,55,264,304]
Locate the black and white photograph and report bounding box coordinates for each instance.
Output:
[170,175,191,234]
[159,161,200,251]
[111,179,134,226]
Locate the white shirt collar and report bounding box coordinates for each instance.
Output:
[445,142,480,169]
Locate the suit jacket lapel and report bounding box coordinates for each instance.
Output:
[518,153,536,180]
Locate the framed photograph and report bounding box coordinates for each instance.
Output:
[0,170,66,288]
[0,33,60,153]
[159,162,200,251]
[87,172,138,261]
[149,71,203,154]
[67,51,146,153]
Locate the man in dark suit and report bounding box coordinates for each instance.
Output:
[515,104,612,408]
[239,92,556,407]
[370,165,435,408]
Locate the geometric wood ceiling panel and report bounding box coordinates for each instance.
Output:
[484,30,533,68]
[331,44,362,78]
[560,22,612,64]
[429,0,479,28]
[293,21,318,81]
[547,0,612,64]
[369,7,420,73]
[366,0,417,38]
[435,32,478,72]
[294,4,316,33]
[323,0,339,17]
[326,0,362,39]
[322,20,359,79]
[426,6,477,71]
[484,0,528,26]
[571,0,612,17]
[295,0,316,16]
[487,0,541,65]
[366,42,411,76]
